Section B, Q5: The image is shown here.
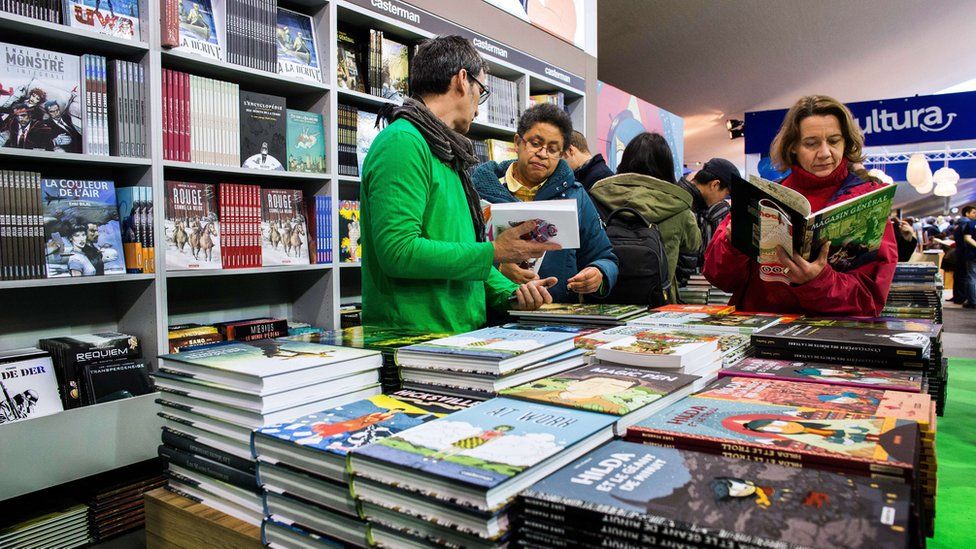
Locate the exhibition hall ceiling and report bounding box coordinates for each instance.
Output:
[598,0,976,168]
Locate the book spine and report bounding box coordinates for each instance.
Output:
[753,348,926,370]
[161,429,255,474]
[30,173,42,279]
[158,445,257,491]
[161,0,179,48]
[751,335,924,361]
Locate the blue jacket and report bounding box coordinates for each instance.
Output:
[471,159,619,303]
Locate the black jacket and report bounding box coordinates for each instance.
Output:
[675,177,729,287]
[574,154,614,191]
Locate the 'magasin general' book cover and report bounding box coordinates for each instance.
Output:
[627,396,919,480]
[720,357,925,393]
[521,440,911,549]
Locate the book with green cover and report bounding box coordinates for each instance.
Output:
[730,174,895,283]
[286,110,326,173]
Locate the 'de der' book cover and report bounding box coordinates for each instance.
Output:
[501,364,699,416]
[261,189,309,266]
[627,396,919,480]
[522,441,911,549]
[42,179,125,277]
[0,349,61,424]
[275,8,321,83]
[164,181,221,270]
[720,358,925,393]
[286,110,326,173]
[351,398,615,490]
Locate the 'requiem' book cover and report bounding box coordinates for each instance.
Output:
[521,440,911,549]
[720,357,925,393]
[261,189,309,266]
[627,396,920,480]
[500,364,699,416]
[164,181,221,270]
[286,110,326,173]
[42,179,125,277]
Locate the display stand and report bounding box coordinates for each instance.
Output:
[144,488,262,549]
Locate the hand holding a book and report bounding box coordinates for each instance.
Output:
[493,221,562,264]
[500,262,540,284]
[511,277,558,310]
[776,241,830,285]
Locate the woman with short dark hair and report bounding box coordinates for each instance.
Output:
[703,95,898,316]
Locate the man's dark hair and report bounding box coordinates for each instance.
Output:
[692,168,725,189]
[11,102,27,113]
[963,206,976,217]
[517,103,573,152]
[410,35,488,98]
[616,132,676,183]
[569,130,589,153]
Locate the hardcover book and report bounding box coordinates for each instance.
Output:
[336,29,366,92]
[572,326,650,351]
[752,323,931,361]
[239,91,286,171]
[63,0,141,41]
[0,348,62,424]
[261,189,309,266]
[338,200,360,263]
[510,304,646,324]
[500,364,699,416]
[285,110,326,173]
[38,332,141,409]
[379,36,409,101]
[595,331,719,369]
[355,110,378,174]
[276,8,321,83]
[731,174,895,283]
[1,43,82,153]
[176,0,223,61]
[720,358,925,393]
[628,311,788,334]
[42,179,125,277]
[82,360,153,404]
[521,441,911,549]
[627,396,919,480]
[164,181,221,270]
[350,397,615,510]
[489,199,580,249]
[653,304,735,314]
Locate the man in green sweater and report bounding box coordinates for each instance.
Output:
[361,36,560,334]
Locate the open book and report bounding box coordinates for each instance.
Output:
[730,175,895,283]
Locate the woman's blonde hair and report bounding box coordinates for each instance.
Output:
[770,95,866,172]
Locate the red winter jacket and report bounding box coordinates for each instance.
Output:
[704,160,897,316]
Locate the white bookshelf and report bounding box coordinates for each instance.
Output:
[0,148,152,167]
[0,273,154,290]
[163,160,331,181]
[165,264,333,278]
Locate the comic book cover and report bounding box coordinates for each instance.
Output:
[161,340,379,380]
[595,331,720,368]
[0,349,61,424]
[42,179,125,277]
[379,37,408,101]
[336,29,366,92]
[276,8,321,83]
[286,110,325,174]
[522,441,911,549]
[63,0,141,41]
[501,364,699,415]
[338,200,360,263]
[0,43,82,153]
[261,189,309,266]
[240,91,286,171]
[164,181,221,270]
[400,325,577,362]
[572,326,650,351]
[355,110,378,174]
[720,358,925,393]
[176,0,223,61]
[510,303,646,322]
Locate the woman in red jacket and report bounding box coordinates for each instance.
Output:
[704,95,897,316]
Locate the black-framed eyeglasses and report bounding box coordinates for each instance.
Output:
[468,74,491,105]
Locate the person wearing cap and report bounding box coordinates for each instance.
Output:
[675,158,738,286]
[562,130,615,191]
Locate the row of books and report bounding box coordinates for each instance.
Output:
[166,317,323,353]
[2,0,141,41]
[161,1,322,83]
[0,42,146,157]
[165,181,332,270]
[116,186,155,273]
[528,91,566,110]
[336,26,410,102]
[161,69,326,173]
[475,73,520,129]
[336,104,378,177]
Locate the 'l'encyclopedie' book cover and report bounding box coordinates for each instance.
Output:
[521,440,911,549]
[240,91,286,171]
[42,179,125,277]
[720,358,925,393]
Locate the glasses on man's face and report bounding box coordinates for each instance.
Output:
[468,74,491,105]
[520,135,563,158]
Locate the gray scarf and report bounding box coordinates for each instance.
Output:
[376,98,485,241]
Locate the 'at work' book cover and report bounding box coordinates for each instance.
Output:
[286,110,326,173]
[720,358,925,394]
[522,440,911,549]
[500,364,699,416]
[42,179,125,277]
[352,397,615,490]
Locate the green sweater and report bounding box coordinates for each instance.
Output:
[360,118,517,334]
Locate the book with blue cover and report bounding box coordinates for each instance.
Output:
[285,110,326,173]
[177,0,223,61]
[349,397,615,511]
[42,179,125,277]
[395,324,583,375]
[521,440,911,549]
[626,396,919,481]
[275,8,321,83]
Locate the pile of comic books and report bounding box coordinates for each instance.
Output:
[884,263,943,323]
[151,338,382,525]
[0,501,90,549]
[509,303,647,326]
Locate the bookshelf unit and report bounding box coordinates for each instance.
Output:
[0,0,587,501]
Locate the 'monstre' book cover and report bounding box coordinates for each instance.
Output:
[240,91,286,171]
[276,8,321,83]
[627,396,919,480]
[286,110,326,173]
[164,181,221,270]
[521,440,911,549]
[501,364,698,416]
[42,179,125,277]
[0,349,62,424]
[176,0,223,60]
[720,358,925,393]
[261,189,309,266]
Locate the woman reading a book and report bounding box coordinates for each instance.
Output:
[704,95,897,316]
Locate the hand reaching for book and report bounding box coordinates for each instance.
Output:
[776,241,830,285]
[493,221,562,264]
[511,277,557,311]
[500,262,540,284]
[567,266,603,294]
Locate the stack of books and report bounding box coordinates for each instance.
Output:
[252,389,478,546]
[76,460,167,543]
[509,303,647,326]
[627,309,789,335]
[472,139,489,164]
[884,263,943,323]
[719,357,927,394]
[0,502,91,549]
[751,316,947,415]
[519,441,913,548]
[152,339,382,525]
[348,398,616,548]
[38,332,149,410]
[591,330,722,374]
[395,324,591,398]
[337,104,359,176]
[678,274,711,304]
[475,74,519,128]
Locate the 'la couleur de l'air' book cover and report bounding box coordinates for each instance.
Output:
[521,440,911,549]
[720,357,925,393]
[627,396,919,480]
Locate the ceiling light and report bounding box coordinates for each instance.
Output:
[867,168,893,185]
[906,153,932,188]
[933,166,960,186]
[933,181,957,197]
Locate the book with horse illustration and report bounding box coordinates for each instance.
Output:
[261,189,309,266]
[164,181,221,270]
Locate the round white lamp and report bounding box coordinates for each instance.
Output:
[867,168,894,184]
[932,166,959,197]
[906,153,932,189]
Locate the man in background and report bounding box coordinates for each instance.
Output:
[360,36,558,334]
[675,158,739,286]
[562,130,613,191]
[891,215,918,262]
[952,206,976,305]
